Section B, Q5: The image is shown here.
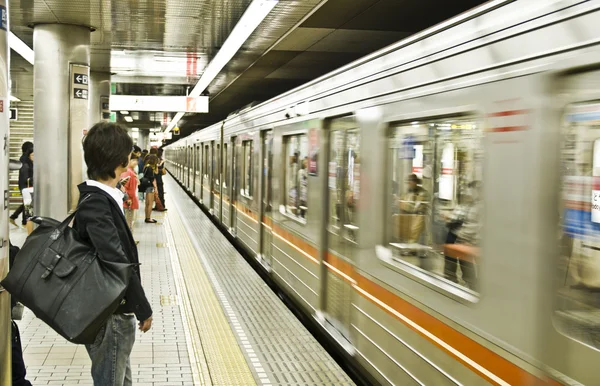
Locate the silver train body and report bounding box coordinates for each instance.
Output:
[166,1,600,384]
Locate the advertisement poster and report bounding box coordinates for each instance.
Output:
[308,127,319,176]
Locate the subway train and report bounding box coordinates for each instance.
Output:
[165,1,600,384]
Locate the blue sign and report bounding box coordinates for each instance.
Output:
[0,6,6,31]
[401,135,416,159]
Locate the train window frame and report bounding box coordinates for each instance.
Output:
[281,133,309,224]
[241,140,253,199]
[377,113,482,304]
[555,100,600,350]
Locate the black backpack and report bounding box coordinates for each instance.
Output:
[1,195,136,344]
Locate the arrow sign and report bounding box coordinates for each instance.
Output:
[74,74,88,85]
[74,88,88,100]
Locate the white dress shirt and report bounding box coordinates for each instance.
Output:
[86,179,125,215]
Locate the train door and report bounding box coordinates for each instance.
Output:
[323,116,360,341]
[202,143,209,203]
[231,137,238,233]
[260,130,274,269]
[191,145,196,195]
[214,142,221,219]
[182,147,185,186]
[186,146,191,189]
[546,69,600,385]
[209,142,215,213]
[194,144,201,198]
[222,141,231,228]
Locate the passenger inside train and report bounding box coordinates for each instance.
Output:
[389,117,482,291]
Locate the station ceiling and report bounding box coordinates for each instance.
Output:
[9,0,487,139]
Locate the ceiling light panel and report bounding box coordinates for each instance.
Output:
[110,50,208,78]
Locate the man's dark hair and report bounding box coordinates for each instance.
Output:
[83,122,132,181]
[21,141,33,153]
[157,148,164,157]
[133,145,142,153]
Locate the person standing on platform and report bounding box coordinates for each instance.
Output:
[137,149,148,202]
[141,154,159,223]
[9,141,33,228]
[75,122,153,386]
[138,149,148,174]
[121,152,140,231]
[155,148,167,212]
[19,148,35,235]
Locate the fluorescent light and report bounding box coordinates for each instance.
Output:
[9,95,20,102]
[131,127,139,132]
[165,0,277,133]
[121,111,129,115]
[9,32,34,65]
[124,116,133,123]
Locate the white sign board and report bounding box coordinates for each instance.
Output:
[110,95,209,113]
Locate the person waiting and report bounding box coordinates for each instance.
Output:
[75,122,153,385]
[121,152,141,231]
[155,148,167,212]
[9,141,33,228]
[141,154,159,223]
[19,148,34,235]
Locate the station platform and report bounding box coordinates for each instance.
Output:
[9,175,354,386]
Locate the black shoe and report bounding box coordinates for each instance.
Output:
[145,218,158,224]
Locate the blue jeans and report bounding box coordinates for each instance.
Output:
[86,314,136,386]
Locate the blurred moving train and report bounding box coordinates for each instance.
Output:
[165,0,600,384]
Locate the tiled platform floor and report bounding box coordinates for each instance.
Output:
[7,174,354,386]
[9,210,194,386]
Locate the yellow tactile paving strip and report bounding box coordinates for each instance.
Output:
[165,207,257,386]
[164,217,208,386]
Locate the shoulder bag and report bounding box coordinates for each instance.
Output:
[1,195,136,344]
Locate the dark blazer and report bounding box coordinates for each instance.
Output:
[73,183,153,322]
[18,155,33,191]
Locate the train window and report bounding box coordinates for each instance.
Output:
[242,140,253,198]
[283,134,309,222]
[387,116,482,292]
[556,102,600,349]
[328,125,360,244]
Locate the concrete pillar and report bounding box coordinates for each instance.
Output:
[33,24,91,219]
[90,71,111,125]
[138,130,149,150]
[0,0,12,382]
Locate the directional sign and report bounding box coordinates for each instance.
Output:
[74,88,88,100]
[74,74,88,85]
